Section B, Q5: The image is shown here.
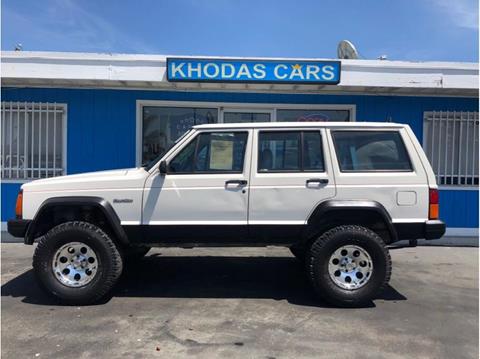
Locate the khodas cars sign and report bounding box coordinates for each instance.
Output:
[167,58,341,84]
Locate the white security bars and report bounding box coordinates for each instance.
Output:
[1,102,66,180]
[423,111,479,186]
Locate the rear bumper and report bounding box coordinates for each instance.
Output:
[394,220,446,241]
[7,219,31,239]
[424,220,447,240]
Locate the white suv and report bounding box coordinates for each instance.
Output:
[8,122,445,306]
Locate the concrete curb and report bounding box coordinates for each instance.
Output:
[393,236,478,248]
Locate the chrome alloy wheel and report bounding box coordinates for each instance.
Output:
[52,242,99,287]
[328,245,373,290]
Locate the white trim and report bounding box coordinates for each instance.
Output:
[2,51,476,69]
[445,227,479,237]
[2,51,477,70]
[391,219,426,223]
[63,103,68,175]
[120,221,141,225]
[1,220,477,237]
[145,220,248,225]
[2,51,477,97]
[1,179,30,184]
[248,220,306,225]
[136,99,356,166]
[141,220,306,225]
[3,83,478,98]
[137,100,356,114]
[135,101,143,167]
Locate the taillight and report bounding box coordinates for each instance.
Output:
[15,190,23,219]
[429,188,439,220]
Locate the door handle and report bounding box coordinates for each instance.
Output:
[225,179,248,186]
[306,178,329,185]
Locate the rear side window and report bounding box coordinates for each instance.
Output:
[258,131,325,172]
[332,131,412,172]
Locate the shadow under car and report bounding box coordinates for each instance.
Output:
[1,254,407,308]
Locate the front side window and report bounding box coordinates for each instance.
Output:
[169,132,248,174]
[332,130,412,172]
[258,131,324,172]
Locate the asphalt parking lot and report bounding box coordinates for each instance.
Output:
[1,242,478,358]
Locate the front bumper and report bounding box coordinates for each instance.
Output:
[7,219,31,239]
[394,220,446,241]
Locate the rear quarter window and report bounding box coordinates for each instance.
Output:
[332,130,413,172]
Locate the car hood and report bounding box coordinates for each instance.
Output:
[22,168,149,192]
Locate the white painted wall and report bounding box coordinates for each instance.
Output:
[1,51,478,96]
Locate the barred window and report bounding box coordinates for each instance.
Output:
[423,111,479,186]
[1,102,66,180]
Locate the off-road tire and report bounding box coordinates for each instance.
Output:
[33,221,123,305]
[307,225,392,307]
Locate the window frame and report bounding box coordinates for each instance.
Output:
[257,130,326,173]
[136,100,356,166]
[331,129,414,173]
[1,101,68,183]
[222,108,274,123]
[166,130,249,175]
[275,108,351,122]
[141,105,219,166]
[423,111,479,188]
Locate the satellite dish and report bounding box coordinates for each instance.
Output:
[337,40,359,59]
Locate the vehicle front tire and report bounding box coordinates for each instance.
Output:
[33,221,123,305]
[307,225,391,307]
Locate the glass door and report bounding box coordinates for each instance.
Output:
[222,108,273,123]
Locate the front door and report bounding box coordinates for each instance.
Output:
[142,129,252,244]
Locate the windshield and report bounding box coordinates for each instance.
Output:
[142,129,193,170]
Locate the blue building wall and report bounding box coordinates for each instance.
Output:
[1,87,478,229]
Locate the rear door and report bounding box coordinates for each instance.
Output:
[248,128,336,243]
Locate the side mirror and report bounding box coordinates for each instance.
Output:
[158,160,168,175]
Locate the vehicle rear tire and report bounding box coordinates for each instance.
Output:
[307,225,391,307]
[33,221,123,305]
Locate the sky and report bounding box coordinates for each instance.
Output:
[1,0,478,62]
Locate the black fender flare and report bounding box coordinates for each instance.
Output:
[25,196,129,245]
[303,199,398,243]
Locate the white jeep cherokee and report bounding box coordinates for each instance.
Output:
[8,122,445,307]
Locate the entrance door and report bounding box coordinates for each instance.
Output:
[222,108,273,123]
[142,129,253,244]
